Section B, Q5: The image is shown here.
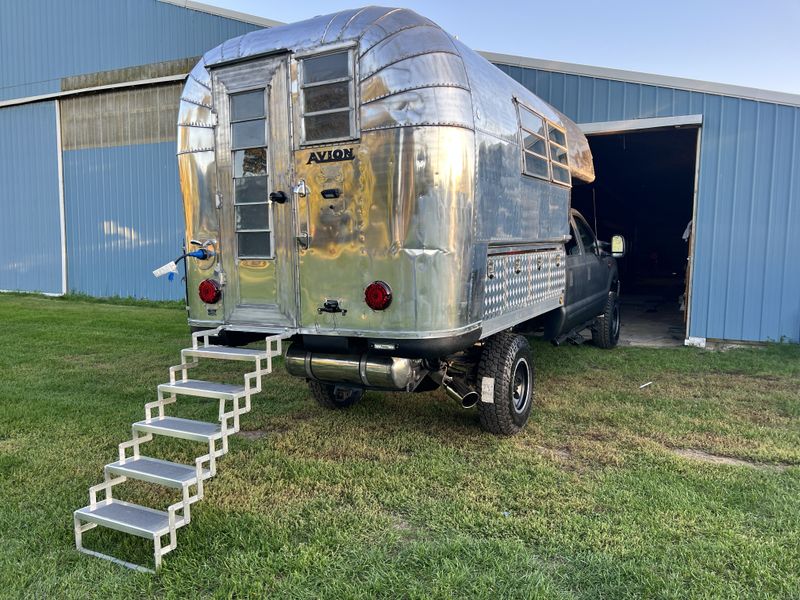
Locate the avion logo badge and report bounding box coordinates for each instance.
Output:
[306,148,355,164]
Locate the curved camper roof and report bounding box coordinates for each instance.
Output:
[179,6,594,182]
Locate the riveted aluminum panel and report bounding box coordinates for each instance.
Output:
[496,63,800,343]
[0,102,62,294]
[483,248,566,321]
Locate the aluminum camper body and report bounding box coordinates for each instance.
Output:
[177,7,595,374]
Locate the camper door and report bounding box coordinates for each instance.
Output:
[211,55,298,327]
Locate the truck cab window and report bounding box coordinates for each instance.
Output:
[574,217,597,254]
[566,222,580,256]
[300,50,356,144]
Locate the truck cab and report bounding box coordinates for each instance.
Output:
[536,209,623,347]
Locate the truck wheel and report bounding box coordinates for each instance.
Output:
[308,380,363,409]
[592,291,620,349]
[476,332,534,436]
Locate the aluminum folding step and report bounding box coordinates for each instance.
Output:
[75,330,290,572]
[74,499,184,538]
[105,456,210,489]
[182,345,268,361]
[133,416,222,442]
[158,378,245,399]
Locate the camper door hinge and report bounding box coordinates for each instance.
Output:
[215,193,222,209]
[209,111,218,127]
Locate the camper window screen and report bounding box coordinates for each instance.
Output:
[300,50,355,143]
[230,89,273,259]
[517,104,549,181]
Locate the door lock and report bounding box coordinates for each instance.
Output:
[269,191,288,204]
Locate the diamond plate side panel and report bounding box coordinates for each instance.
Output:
[483,248,565,321]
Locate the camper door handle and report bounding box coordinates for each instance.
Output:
[269,191,288,204]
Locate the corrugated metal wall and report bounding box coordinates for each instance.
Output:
[497,65,800,343]
[0,0,258,101]
[0,102,63,294]
[61,84,185,300]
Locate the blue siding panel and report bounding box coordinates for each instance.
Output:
[0,102,62,293]
[64,142,184,300]
[497,63,800,342]
[0,0,259,101]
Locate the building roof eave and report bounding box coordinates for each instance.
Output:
[479,50,800,109]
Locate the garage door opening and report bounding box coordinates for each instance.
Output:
[572,123,700,347]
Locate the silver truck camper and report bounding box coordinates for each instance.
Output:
[177,6,620,434]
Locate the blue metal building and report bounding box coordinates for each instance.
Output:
[0,0,269,300]
[0,2,798,344]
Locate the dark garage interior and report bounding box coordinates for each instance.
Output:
[572,126,699,346]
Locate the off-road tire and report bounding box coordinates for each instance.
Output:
[308,380,364,409]
[592,290,621,349]
[476,332,534,436]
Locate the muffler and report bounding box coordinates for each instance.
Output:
[285,345,423,391]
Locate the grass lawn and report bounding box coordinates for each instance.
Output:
[0,294,799,599]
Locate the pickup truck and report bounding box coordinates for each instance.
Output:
[532,208,623,349]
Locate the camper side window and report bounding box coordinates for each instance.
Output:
[517,105,549,180]
[300,50,356,144]
[548,124,570,185]
[516,103,571,187]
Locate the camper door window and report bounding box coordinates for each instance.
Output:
[299,50,356,144]
[230,89,273,259]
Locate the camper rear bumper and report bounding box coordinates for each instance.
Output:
[188,321,482,358]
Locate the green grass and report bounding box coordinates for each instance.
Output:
[0,294,798,599]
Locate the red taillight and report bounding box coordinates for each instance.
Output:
[364,281,392,310]
[199,279,221,304]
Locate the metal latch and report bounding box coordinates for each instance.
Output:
[487,259,495,280]
[293,180,308,197]
[514,257,522,274]
[318,299,347,315]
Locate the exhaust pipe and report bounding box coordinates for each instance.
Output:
[442,375,479,409]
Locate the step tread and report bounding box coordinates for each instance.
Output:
[75,499,180,538]
[106,456,208,487]
[183,345,268,360]
[133,416,221,441]
[159,379,245,396]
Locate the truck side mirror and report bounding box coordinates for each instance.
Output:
[611,235,626,258]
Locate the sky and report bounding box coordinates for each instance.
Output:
[203,0,800,95]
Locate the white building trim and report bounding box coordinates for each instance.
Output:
[580,114,703,135]
[157,0,283,28]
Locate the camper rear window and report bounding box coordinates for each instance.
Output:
[516,103,571,187]
[300,50,356,144]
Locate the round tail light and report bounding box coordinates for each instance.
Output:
[198,279,221,304]
[364,281,392,310]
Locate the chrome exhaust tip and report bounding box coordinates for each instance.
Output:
[443,376,479,409]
